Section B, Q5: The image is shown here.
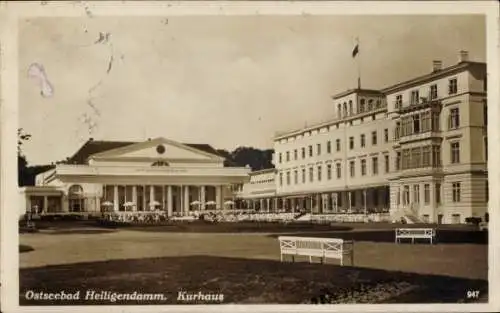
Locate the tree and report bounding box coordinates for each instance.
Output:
[18,128,31,186]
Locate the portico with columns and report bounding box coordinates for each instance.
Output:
[27,137,250,217]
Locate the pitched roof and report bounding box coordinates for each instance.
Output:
[65,139,224,164]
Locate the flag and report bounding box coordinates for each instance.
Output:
[352,43,359,58]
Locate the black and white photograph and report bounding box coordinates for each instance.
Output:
[1,1,499,312]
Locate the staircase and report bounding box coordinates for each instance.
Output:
[390,204,422,224]
[295,213,312,221]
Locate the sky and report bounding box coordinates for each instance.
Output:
[18,15,486,165]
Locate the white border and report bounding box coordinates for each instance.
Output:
[1,1,499,313]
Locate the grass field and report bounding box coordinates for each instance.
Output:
[19,221,488,305]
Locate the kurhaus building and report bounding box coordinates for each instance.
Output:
[20,137,251,216]
[266,51,488,224]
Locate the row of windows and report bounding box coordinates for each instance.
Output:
[278,129,391,164]
[396,145,442,170]
[337,97,384,118]
[397,182,462,205]
[397,183,442,205]
[394,78,458,109]
[278,155,391,186]
[395,111,441,139]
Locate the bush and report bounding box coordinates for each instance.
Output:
[465,217,482,225]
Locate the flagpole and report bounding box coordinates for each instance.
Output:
[356,37,361,89]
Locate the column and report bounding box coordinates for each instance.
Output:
[43,196,48,214]
[200,185,206,211]
[348,191,352,212]
[132,186,137,212]
[150,186,155,210]
[363,189,367,214]
[266,198,270,213]
[215,185,222,210]
[143,185,147,211]
[113,185,119,212]
[184,185,190,215]
[162,185,166,211]
[167,185,173,216]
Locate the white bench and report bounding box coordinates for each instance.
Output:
[395,228,436,244]
[278,236,354,266]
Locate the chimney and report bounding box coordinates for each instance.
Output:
[459,50,469,63]
[89,137,94,141]
[432,60,442,72]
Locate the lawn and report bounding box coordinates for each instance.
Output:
[19,221,488,305]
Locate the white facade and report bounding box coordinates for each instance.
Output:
[22,137,250,216]
[268,53,488,224]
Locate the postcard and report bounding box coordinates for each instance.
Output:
[1,1,499,313]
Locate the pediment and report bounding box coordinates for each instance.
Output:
[89,137,223,162]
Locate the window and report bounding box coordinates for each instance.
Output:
[436,183,441,204]
[430,84,438,100]
[279,153,282,163]
[424,184,430,204]
[396,151,401,170]
[327,164,332,180]
[432,145,441,167]
[301,147,306,159]
[422,146,431,167]
[484,136,488,161]
[350,161,355,177]
[294,170,298,184]
[286,172,291,185]
[486,180,489,203]
[452,182,461,202]
[448,78,458,95]
[360,134,366,148]
[413,185,420,203]
[309,167,314,182]
[326,141,331,153]
[368,99,373,111]
[372,131,377,145]
[402,149,410,170]
[360,99,366,112]
[411,147,421,169]
[337,104,342,118]
[413,114,421,133]
[317,165,322,181]
[451,142,460,164]
[483,100,488,126]
[294,149,298,160]
[372,157,378,175]
[395,94,402,109]
[384,155,389,173]
[384,128,389,143]
[432,112,440,131]
[349,137,354,150]
[302,169,306,184]
[279,173,283,186]
[376,99,381,109]
[361,159,367,176]
[395,122,401,140]
[349,100,353,115]
[410,90,419,105]
[403,185,410,205]
[309,145,313,157]
[421,111,431,132]
[317,143,321,156]
[449,108,460,129]
[336,139,341,152]
[286,151,290,162]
